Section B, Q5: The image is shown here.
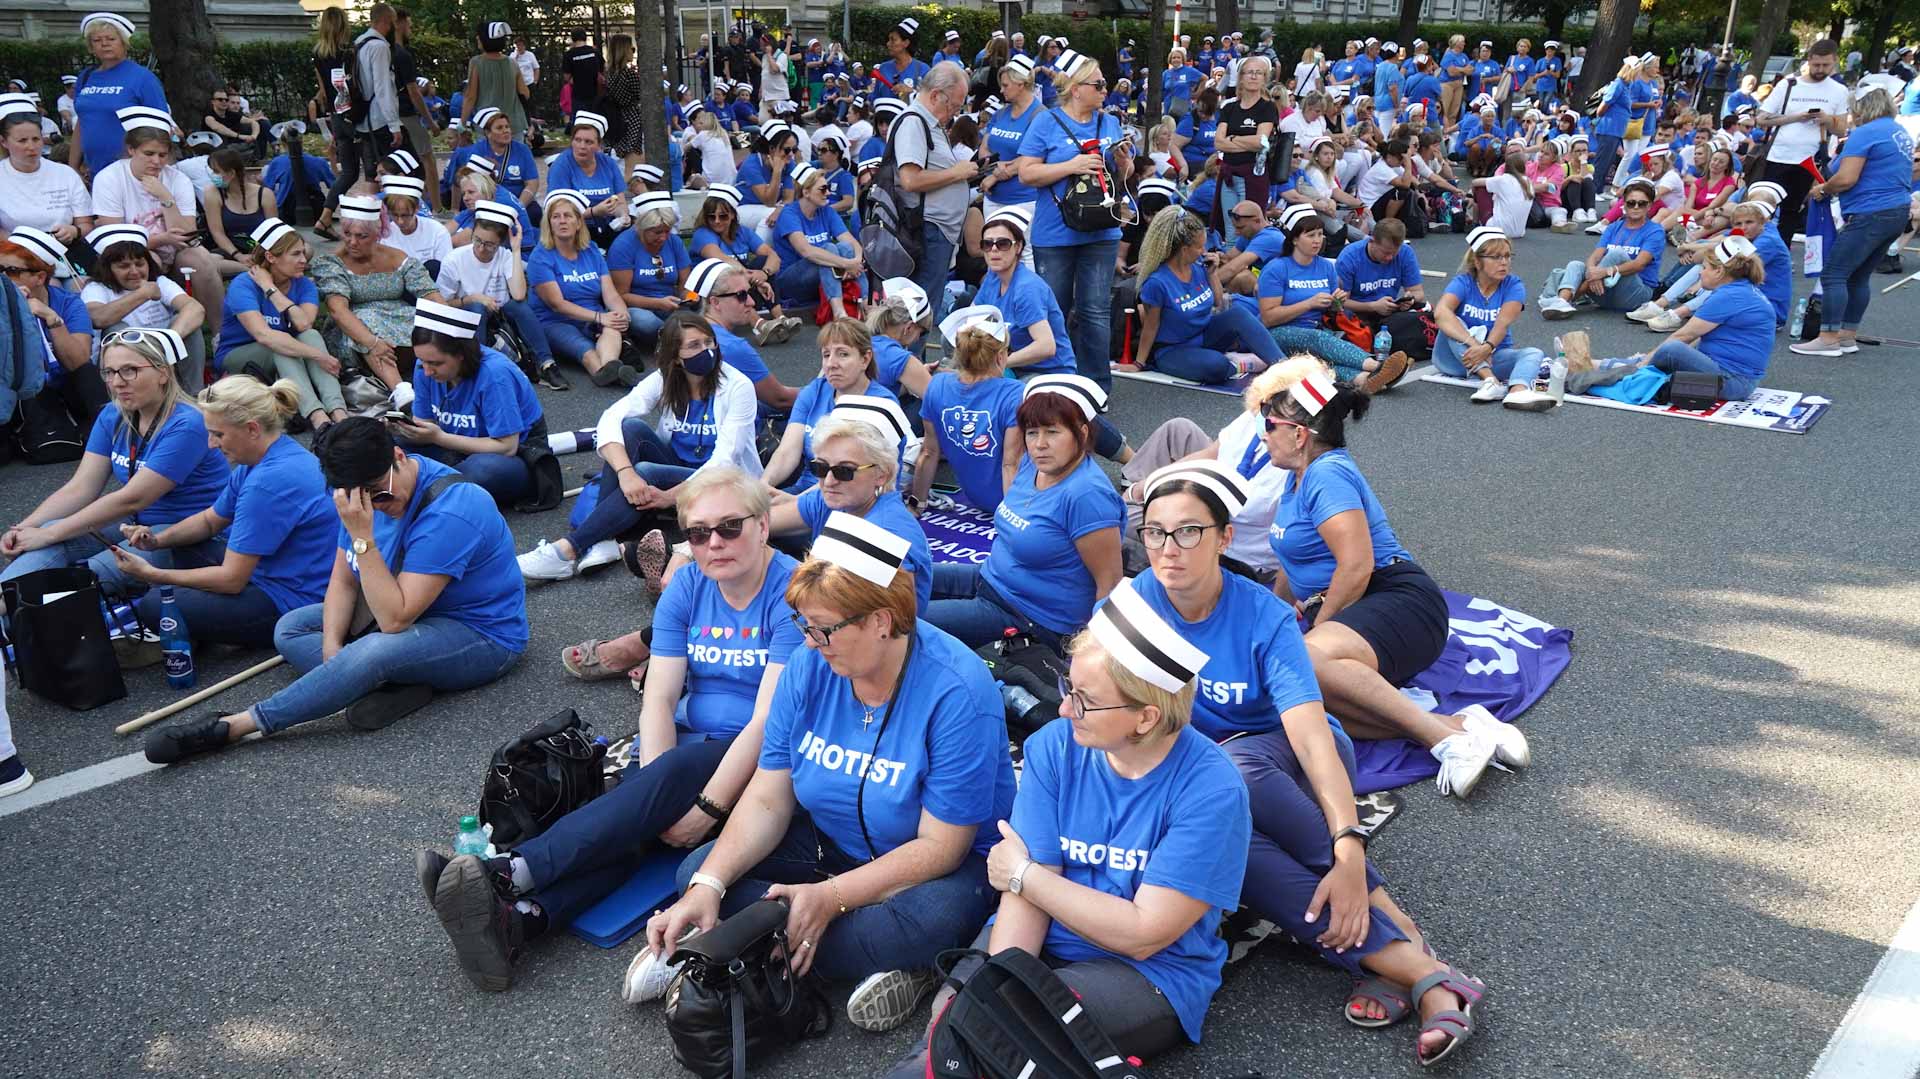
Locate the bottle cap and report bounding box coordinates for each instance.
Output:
[460,814,480,829]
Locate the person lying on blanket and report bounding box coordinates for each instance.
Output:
[1247,359,1535,799]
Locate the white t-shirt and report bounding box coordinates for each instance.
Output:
[0,157,93,233]
[1486,172,1531,237]
[56,93,76,124]
[1294,61,1322,94]
[1759,74,1850,164]
[81,276,184,330]
[514,49,539,86]
[1278,111,1327,141]
[382,215,453,268]
[174,155,216,194]
[435,243,513,303]
[687,130,737,184]
[1211,409,1286,571]
[1566,55,1584,78]
[1653,169,1686,211]
[1356,160,1403,205]
[89,160,198,236]
[845,119,874,151]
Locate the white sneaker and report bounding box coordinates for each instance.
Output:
[620,945,684,1004]
[578,539,621,573]
[1550,219,1576,234]
[1584,220,1607,235]
[1502,386,1557,412]
[1460,704,1532,769]
[1469,377,1506,403]
[1431,731,1495,798]
[847,969,939,1032]
[1646,311,1684,332]
[1539,296,1576,320]
[1625,301,1665,323]
[517,540,577,581]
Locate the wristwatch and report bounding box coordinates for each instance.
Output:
[1331,825,1369,851]
[351,537,370,555]
[1008,857,1034,896]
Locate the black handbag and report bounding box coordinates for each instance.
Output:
[1664,370,1723,410]
[1045,109,1128,233]
[664,898,831,1078]
[476,708,607,848]
[2,566,128,710]
[926,947,1150,1079]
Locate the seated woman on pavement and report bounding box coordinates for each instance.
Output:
[435,200,561,388]
[1431,227,1551,408]
[761,318,910,493]
[632,515,1016,1033]
[1129,204,1281,385]
[420,468,802,993]
[609,192,691,352]
[80,224,207,396]
[312,195,445,400]
[1,328,228,595]
[395,299,546,505]
[1537,176,1666,320]
[1255,205,1407,391]
[377,174,453,280]
[2,228,111,425]
[686,183,805,346]
[862,280,938,400]
[1628,193,1791,332]
[1250,360,1531,798]
[926,375,1123,650]
[214,219,346,432]
[771,162,866,314]
[1129,459,1489,1065]
[527,189,637,390]
[143,417,527,765]
[908,307,1024,514]
[879,582,1252,1077]
[112,376,335,645]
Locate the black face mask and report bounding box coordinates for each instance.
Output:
[682,346,719,376]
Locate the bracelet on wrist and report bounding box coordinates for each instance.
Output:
[689,871,727,900]
[692,794,729,823]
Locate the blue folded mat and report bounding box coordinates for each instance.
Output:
[566,851,685,949]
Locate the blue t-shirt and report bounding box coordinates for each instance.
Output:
[75,61,169,176]
[1837,117,1917,215]
[690,225,756,263]
[921,372,1024,511]
[1752,222,1793,322]
[411,347,541,441]
[1013,719,1247,1044]
[651,550,803,735]
[770,201,851,268]
[1269,449,1413,597]
[973,265,1075,376]
[210,435,334,614]
[1440,50,1471,85]
[1141,263,1217,347]
[1161,66,1202,103]
[1402,73,1441,113]
[1236,227,1287,268]
[608,230,692,299]
[341,455,528,652]
[1441,272,1526,349]
[1472,59,1505,98]
[1331,58,1359,85]
[1257,254,1337,330]
[1336,240,1421,304]
[1372,61,1404,107]
[456,141,540,198]
[1504,55,1535,94]
[83,402,230,529]
[215,274,321,368]
[982,455,1124,634]
[1692,280,1777,382]
[1175,111,1216,170]
[261,154,337,210]
[1350,55,1377,87]
[1597,218,1666,287]
[983,98,1042,205]
[872,336,916,395]
[1594,80,1631,138]
[545,151,624,206]
[41,286,89,382]
[1017,108,1125,247]
[735,152,795,207]
[875,57,930,90]
[1130,570,1321,741]
[788,377,905,485]
[821,166,857,212]
[796,488,934,614]
[528,243,612,326]
[761,621,1015,860]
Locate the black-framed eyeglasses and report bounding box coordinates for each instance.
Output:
[684,514,752,546]
[101,362,152,383]
[1622,198,1651,208]
[981,237,1017,252]
[711,287,753,304]
[1055,674,1137,717]
[808,459,877,482]
[792,610,864,646]
[1141,522,1219,550]
[0,263,34,278]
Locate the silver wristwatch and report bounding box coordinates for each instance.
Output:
[1008,858,1034,896]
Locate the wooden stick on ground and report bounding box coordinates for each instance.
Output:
[114,655,286,737]
[564,485,584,499]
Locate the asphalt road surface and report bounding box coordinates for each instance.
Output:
[3,226,1917,1079]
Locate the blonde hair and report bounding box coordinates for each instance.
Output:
[811,417,899,485]
[1135,204,1206,289]
[953,325,1008,380]
[1853,88,1897,126]
[864,292,932,336]
[1055,54,1107,99]
[1706,250,1765,285]
[199,377,301,434]
[674,466,772,526]
[1064,631,1194,740]
[636,206,677,231]
[459,171,499,206]
[102,336,187,440]
[786,554,917,638]
[1456,235,1512,275]
[1245,355,1333,414]
[314,6,350,56]
[540,200,588,254]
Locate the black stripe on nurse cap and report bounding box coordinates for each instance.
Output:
[337,194,383,223]
[1465,225,1506,253]
[686,257,735,299]
[86,223,149,256]
[631,162,665,183]
[1022,373,1107,420]
[1143,460,1251,519]
[471,199,519,228]
[6,226,65,269]
[573,110,609,137]
[379,174,428,201]
[826,394,911,445]
[471,107,503,131]
[116,105,172,132]
[385,149,420,174]
[82,11,137,37]
[249,218,296,252]
[812,511,912,588]
[703,182,742,209]
[543,188,590,214]
[1090,578,1211,693]
[415,298,483,339]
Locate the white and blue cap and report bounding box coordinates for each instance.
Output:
[826,394,912,446]
[896,16,920,36]
[471,106,504,130]
[631,190,677,221]
[1055,48,1095,80]
[385,148,420,173]
[686,257,737,299]
[1090,578,1211,693]
[544,188,589,214]
[415,298,484,339]
[703,182,742,209]
[812,510,912,588]
[572,110,609,137]
[118,105,172,132]
[1022,373,1107,420]
[1713,234,1757,262]
[1003,53,1036,80]
[270,119,307,139]
[631,161,664,183]
[462,156,499,178]
[7,226,66,270]
[380,174,427,202]
[1137,177,1180,204]
[1143,459,1250,518]
[471,199,519,229]
[185,130,222,149]
[1466,224,1507,253]
[249,217,297,252]
[81,11,136,38]
[487,21,512,39]
[791,162,821,190]
[105,326,187,367]
[872,97,907,118]
[938,304,1009,348]
[337,194,384,223]
[1279,202,1318,232]
[877,277,930,322]
[0,92,35,117]
[87,222,149,255]
[982,203,1033,238]
[1744,180,1787,204]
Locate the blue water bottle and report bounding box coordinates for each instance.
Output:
[157,585,195,689]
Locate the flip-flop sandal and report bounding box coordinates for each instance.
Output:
[628,661,649,693]
[1362,350,1413,394]
[560,639,634,681]
[1346,976,1413,1029]
[1410,965,1486,1068]
[622,529,668,590]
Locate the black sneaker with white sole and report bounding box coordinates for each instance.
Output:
[539,363,571,391]
[346,683,434,732]
[432,854,525,993]
[144,717,234,765]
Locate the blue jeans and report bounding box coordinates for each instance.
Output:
[1268,324,1372,383]
[131,539,285,646]
[564,417,696,552]
[1822,205,1909,331]
[1149,303,1280,384]
[0,516,163,597]
[251,605,522,734]
[675,811,995,982]
[775,240,866,311]
[912,225,958,332]
[522,736,733,927]
[625,306,667,352]
[1033,239,1120,391]
[1658,265,1704,306]
[543,319,601,366]
[1648,339,1757,400]
[1433,337,1546,385]
[415,443,532,506]
[465,300,554,365]
[1589,133,1623,195]
[1546,249,1651,311]
[925,562,1060,650]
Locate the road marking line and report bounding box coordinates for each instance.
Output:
[1807,895,1920,1079]
[0,752,164,820]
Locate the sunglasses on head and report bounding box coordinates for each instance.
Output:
[685,514,752,546]
[808,459,877,482]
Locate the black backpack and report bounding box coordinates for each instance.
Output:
[861,108,933,279]
[477,708,608,847]
[341,32,383,126]
[1042,109,1127,233]
[926,948,1151,1079]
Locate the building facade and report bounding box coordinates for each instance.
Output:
[0,0,315,43]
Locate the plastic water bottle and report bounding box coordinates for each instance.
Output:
[1252,134,1270,176]
[453,815,489,857]
[1548,338,1568,403]
[1373,326,1391,369]
[1788,296,1809,339]
[157,585,194,689]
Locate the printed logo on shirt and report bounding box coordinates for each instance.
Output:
[941,406,997,458]
[794,729,908,785]
[1174,285,1214,314]
[1290,274,1332,292]
[78,85,126,98]
[995,502,1031,532]
[689,624,771,666]
[1059,835,1152,872]
[560,269,599,284]
[1458,299,1504,324]
[1197,677,1250,706]
[429,406,479,432]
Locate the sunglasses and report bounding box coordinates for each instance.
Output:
[1262,408,1309,434]
[791,610,864,646]
[808,459,877,482]
[0,263,33,278]
[101,327,169,352]
[685,514,751,546]
[366,467,400,506]
[1622,199,1651,208]
[981,237,1017,251]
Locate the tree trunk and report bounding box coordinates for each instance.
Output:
[148,0,221,132]
[1746,0,1792,84]
[1544,2,1568,44]
[1396,0,1422,50]
[1577,0,1639,100]
[1215,0,1238,41]
[662,0,680,86]
[635,0,669,167]
[1145,0,1165,127]
[1865,1,1897,71]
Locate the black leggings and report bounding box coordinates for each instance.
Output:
[879,924,1186,1079]
[1562,177,1596,212]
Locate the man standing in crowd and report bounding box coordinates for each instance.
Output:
[327,3,403,217]
[512,36,540,90]
[565,30,604,115]
[392,9,442,213]
[1756,38,1850,243]
[891,63,974,330]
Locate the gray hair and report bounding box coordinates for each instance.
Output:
[637,206,678,231]
[1852,88,1896,126]
[810,417,899,485]
[699,266,749,314]
[921,60,969,101]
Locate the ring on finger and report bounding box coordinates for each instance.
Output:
[799,939,813,949]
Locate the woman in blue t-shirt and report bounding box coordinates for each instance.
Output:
[1578,237,1779,400]
[460,108,542,207]
[1794,88,1917,358]
[543,112,626,247]
[528,189,638,387]
[771,164,865,312]
[687,184,803,344]
[927,375,1124,648]
[2,228,108,417]
[69,12,169,177]
[763,319,906,491]
[143,417,528,765]
[1254,206,1393,388]
[114,376,335,645]
[609,195,692,350]
[970,210,1075,378]
[397,299,545,504]
[981,57,1043,221]
[1538,176,1665,318]
[1433,227,1549,405]
[1129,466,1491,1064]
[212,219,344,431]
[1131,205,1280,385]
[1,328,228,596]
[420,469,803,994]
[641,522,1014,1033]
[909,307,1025,512]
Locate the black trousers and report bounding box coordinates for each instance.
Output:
[1764,158,1818,244]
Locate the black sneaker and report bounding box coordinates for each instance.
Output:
[0,753,33,797]
[1877,252,1905,275]
[144,717,233,765]
[345,683,434,732]
[432,854,524,992]
[538,363,571,391]
[416,849,450,904]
